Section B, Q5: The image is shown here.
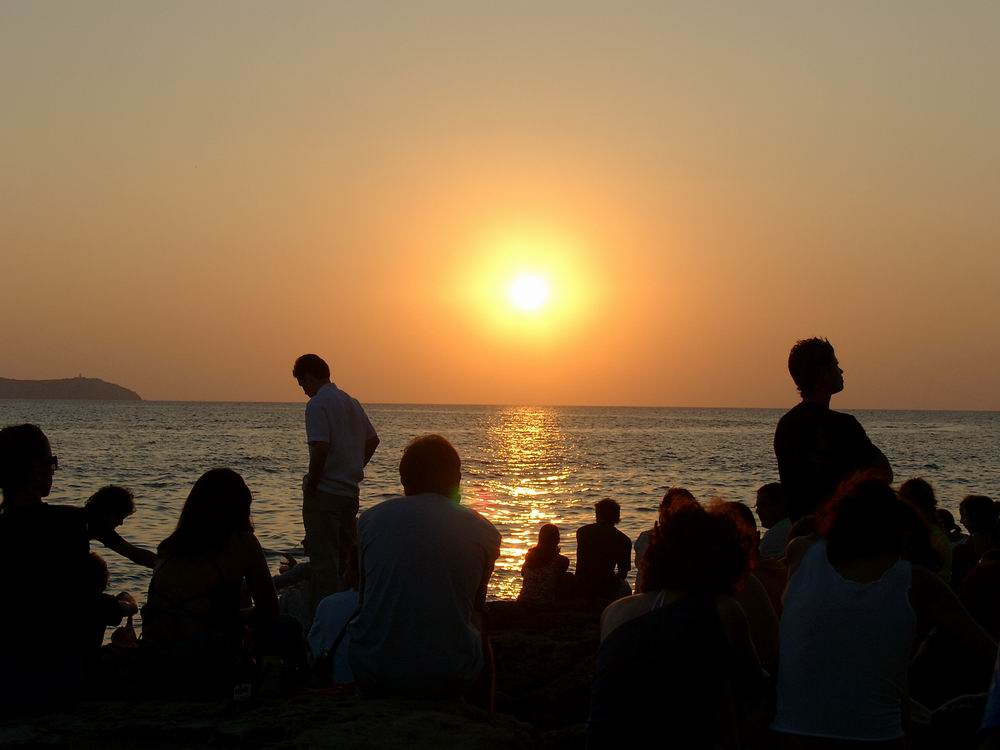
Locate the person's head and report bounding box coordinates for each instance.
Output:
[292,354,331,398]
[399,434,461,500]
[658,487,697,525]
[0,423,56,504]
[899,478,938,524]
[87,551,110,593]
[820,477,904,562]
[595,497,621,525]
[754,483,787,529]
[937,508,960,535]
[537,523,560,549]
[640,504,753,594]
[720,500,760,548]
[959,495,998,535]
[85,485,135,531]
[158,468,254,558]
[787,337,843,397]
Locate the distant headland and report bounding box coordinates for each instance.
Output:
[0,376,141,401]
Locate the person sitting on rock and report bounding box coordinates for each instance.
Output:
[85,485,157,569]
[348,435,501,708]
[576,498,632,601]
[591,502,766,749]
[518,523,572,603]
[633,487,697,592]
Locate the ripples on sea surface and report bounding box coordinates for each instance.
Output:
[1,401,998,622]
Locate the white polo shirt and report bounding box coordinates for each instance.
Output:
[305,382,378,498]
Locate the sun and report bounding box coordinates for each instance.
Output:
[508,274,551,312]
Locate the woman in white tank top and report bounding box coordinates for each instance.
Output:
[772,478,996,749]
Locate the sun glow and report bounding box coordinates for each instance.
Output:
[508,274,551,312]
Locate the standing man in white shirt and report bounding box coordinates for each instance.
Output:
[292,353,380,615]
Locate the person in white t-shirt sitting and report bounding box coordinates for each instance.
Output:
[348,434,501,708]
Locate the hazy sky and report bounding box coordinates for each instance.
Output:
[3,2,999,408]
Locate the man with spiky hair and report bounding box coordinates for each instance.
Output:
[774,338,892,521]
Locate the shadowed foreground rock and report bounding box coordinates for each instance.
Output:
[0,601,602,749]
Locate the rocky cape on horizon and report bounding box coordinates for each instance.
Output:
[0,376,141,401]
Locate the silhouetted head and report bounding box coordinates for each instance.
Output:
[399,434,461,500]
[788,337,843,397]
[899,478,938,525]
[640,504,753,594]
[754,482,787,529]
[158,468,254,558]
[595,497,621,525]
[537,523,560,549]
[0,423,56,504]
[292,354,331,398]
[896,498,939,570]
[959,495,998,535]
[86,485,136,531]
[820,477,904,562]
[937,508,960,535]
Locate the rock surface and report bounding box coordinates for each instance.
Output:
[0,600,601,749]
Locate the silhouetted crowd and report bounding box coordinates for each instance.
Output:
[2,341,1000,750]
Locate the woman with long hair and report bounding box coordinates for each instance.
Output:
[139,468,278,697]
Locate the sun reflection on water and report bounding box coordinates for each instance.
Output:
[464,406,579,599]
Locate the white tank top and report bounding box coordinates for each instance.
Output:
[772,539,916,741]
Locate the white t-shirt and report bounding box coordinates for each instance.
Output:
[758,518,792,560]
[308,589,360,684]
[348,493,501,697]
[304,382,378,498]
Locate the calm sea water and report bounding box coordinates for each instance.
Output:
[1,400,998,617]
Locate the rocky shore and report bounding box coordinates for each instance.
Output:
[0,601,601,749]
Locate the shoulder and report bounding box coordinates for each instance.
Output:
[601,593,657,641]
[786,534,820,572]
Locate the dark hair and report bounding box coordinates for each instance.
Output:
[292,354,330,380]
[721,500,757,531]
[899,478,937,521]
[399,434,461,497]
[896,498,940,571]
[640,504,753,594]
[959,495,998,534]
[86,485,136,519]
[595,498,621,524]
[937,508,959,534]
[820,477,904,562]
[788,337,836,394]
[524,523,561,568]
[158,469,254,558]
[756,483,784,504]
[660,487,696,511]
[0,423,49,499]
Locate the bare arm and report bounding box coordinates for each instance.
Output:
[106,536,157,569]
[307,441,330,491]
[243,534,279,621]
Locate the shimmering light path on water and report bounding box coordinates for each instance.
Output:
[1,401,997,616]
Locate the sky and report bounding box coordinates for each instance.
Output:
[2,2,999,409]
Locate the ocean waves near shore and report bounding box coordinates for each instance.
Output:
[1,401,997,608]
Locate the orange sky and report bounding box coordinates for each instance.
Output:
[2,3,999,409]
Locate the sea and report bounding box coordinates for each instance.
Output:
[1,400,998,619]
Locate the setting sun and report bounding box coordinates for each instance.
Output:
[509,274,551,312]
